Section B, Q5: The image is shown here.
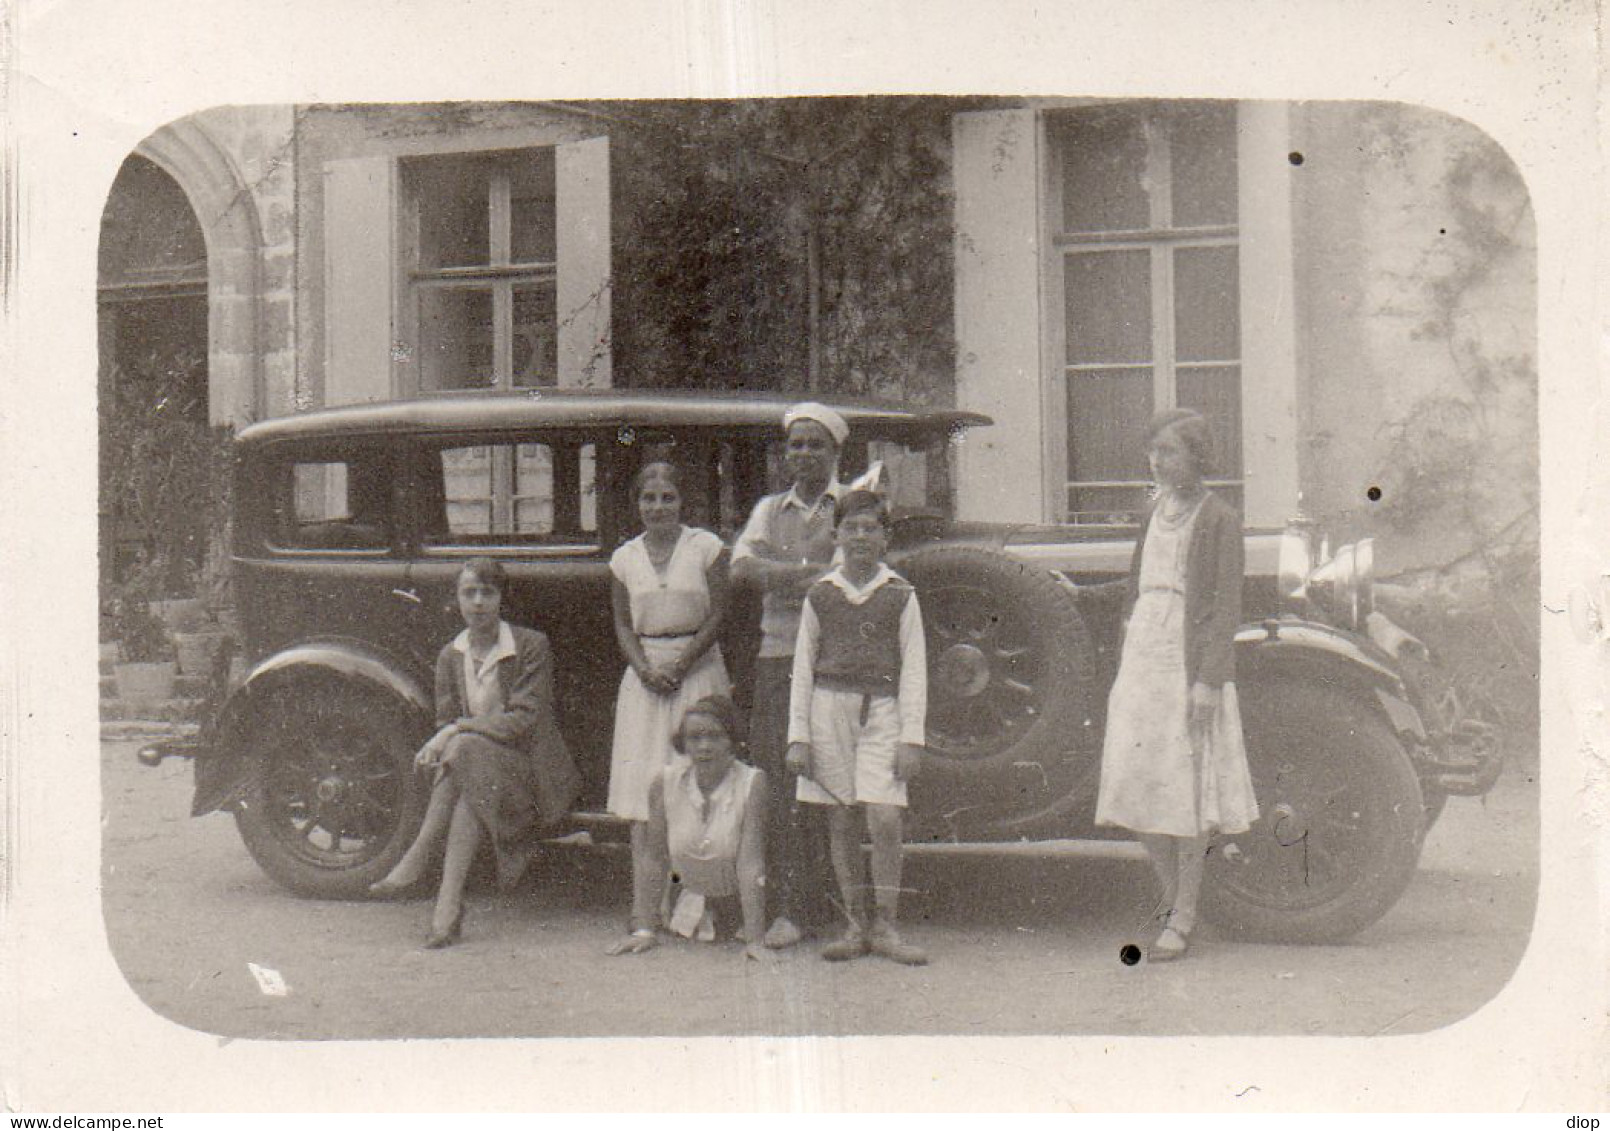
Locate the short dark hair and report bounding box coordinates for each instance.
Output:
[459,556,507,593]
[834,488,890,529]
[630,460,683,499]
[670,694,747,754]
[1146,408,1216,478]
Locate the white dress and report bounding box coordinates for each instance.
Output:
[606,526,731,820]
[661,758,760,940]
[1095,501,1259,837]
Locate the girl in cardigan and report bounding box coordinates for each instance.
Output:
[370,557,579,950]
[1095,409,1259,962]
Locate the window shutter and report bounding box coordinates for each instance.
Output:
[323,156,396,406]
[555,135,611,388]
[951,109,1045,523]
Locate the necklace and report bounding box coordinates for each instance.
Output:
[645,527,681,567]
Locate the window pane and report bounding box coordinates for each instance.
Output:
[1066,484,1149,527]
[513,443,555,533]
[412,155,491,270]
[1173,246,1240,362]
[293,462,349,524]
[867,439,929,513]
[419,287,494,390]
[508,150,557,265]
[440,446,494,535]
[512,284,558,387]
[281,461,389,548]
[1064,250,1151,364]
[1170,103,1238,228]
[1057,112,1150,233]
[1066,367,1154,482]
[579,444,597,532]
[1175,364,1242,479]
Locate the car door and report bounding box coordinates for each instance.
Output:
[404,430,619,810]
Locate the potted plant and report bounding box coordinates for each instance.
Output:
[110,569,178,707]
[102,350,239,675]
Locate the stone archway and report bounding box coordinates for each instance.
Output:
[134,114,274,425]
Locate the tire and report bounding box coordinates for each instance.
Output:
[234,682,431,899]
[1202,676,1426,943]
[1421,789,1449,829]
[895,546,1096,787]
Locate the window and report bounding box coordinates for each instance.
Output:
[1053,103,1243,523]
[321,134,610,406]
[428,440,597,547]
[273,459,391,550]
[404,150,559,391]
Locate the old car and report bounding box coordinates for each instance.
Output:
[142,390,1502,943]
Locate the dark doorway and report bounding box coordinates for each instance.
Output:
[98,155,210,592]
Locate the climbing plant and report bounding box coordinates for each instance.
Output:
[603,96,1007,403]
[1362,107,1539,731]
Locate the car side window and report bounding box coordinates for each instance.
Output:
[424,440,598,550]
[269,458,392,551]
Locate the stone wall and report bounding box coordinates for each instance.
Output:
[1292,102,1537,579]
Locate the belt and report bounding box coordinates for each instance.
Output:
[639,631,696,639]
[816,674,894,726]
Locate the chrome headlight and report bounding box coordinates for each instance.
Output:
[1278,518,1317,608]
[1308,536,1375,631]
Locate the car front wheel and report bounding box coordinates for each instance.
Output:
[234,682,430,899]
[1202,676,1426,943]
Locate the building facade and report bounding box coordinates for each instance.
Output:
[99,98,1536,578]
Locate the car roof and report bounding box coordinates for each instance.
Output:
[237,389,993,448]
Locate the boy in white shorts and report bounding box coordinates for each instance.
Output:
[785,489,928,965]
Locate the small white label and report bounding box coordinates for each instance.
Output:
[247,962,289,996]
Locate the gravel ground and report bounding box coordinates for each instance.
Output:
[100,736,1538,1040]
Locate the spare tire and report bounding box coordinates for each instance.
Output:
[896,545,1097,796]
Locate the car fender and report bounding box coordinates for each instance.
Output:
[191,639,433,817]
[1234,619,1427,744]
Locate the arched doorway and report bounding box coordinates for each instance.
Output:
[98,154,211,593]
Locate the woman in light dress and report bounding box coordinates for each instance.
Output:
[1094,408,1259,962]
[605,695,772,962]
[605,461,732,932]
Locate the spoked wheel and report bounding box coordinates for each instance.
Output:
[896,546,1096,831]
[1203,677,1426,943]
[234,683,429,899]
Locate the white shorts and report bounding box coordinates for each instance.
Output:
[796,688,907,808]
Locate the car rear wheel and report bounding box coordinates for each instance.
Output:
[897,546,1096,792]
[1202,677,1425,943]
[234,683,430,899]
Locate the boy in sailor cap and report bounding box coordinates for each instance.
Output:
[730,401,849,948]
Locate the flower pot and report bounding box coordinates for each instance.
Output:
[113,660,178,707]
[173,630,230,678]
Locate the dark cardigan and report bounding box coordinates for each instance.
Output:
[1100,491,1244,688]
[434,623,580,826]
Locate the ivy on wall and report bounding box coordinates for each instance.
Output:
[602,97,1006,403]
[1360,108,1539,732]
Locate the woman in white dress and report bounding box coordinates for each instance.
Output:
[1094,408,1259,962]
[606,461,732,927]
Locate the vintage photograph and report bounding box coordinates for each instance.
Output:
[95,97,1537,1042]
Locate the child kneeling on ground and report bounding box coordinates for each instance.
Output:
[785,488,929,966]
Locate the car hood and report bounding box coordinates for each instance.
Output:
[895,519,1284,578]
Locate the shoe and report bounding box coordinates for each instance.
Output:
[368,875,424,900]
[423,906,465,950]
[1148,926,1189,962]
[763,916,805,950]
[868,920,929,967]
[819,923,870,962]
